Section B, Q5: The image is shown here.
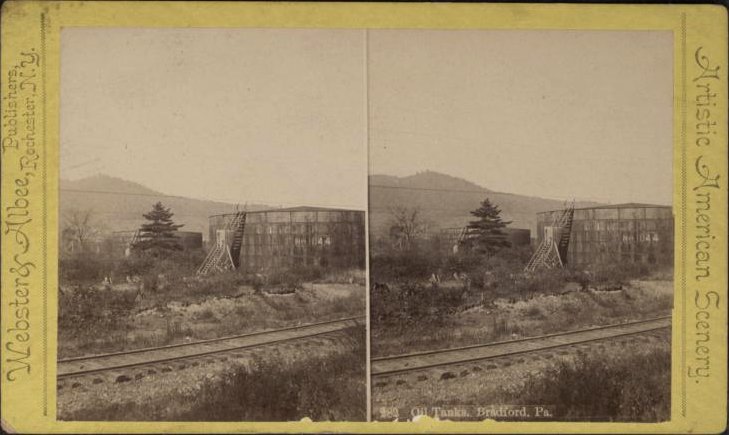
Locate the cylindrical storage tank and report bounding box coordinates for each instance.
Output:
[505,228,531,247]
[437,226,530,253]
[175,231,203,250]
[536,203,674,267]
[109,229,203,254]
[209,206,366,272]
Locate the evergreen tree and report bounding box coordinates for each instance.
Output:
[133,202,183,256]
[461,198,512,256]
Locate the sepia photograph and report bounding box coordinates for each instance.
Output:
[57,28,368,421]
[2,1,728,433]
[367,30,674,422]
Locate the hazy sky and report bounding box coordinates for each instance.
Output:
[61,28,366,209]
[369,30,673,205]
[62,28,673,207]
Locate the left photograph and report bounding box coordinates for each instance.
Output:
[57,28,368,421]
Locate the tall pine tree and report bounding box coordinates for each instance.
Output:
[461,198,512,256]
[132,202,183,256]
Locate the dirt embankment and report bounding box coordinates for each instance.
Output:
[60,282,365,359]
[372,279,673,357]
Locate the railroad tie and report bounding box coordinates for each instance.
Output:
[56,316,366,382]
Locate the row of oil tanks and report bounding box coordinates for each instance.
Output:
[97,206,366,271]
[428,203,673,268]
[99,202,671,272]
[209,203,672,271]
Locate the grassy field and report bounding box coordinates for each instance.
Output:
[59,326,367,421]
[370,244,673,356]
[372,278,673,357]
[59,267,366,358]
[372,244,671,321]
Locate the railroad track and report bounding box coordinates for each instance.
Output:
[371,316,671,377]
[58,316,364,381]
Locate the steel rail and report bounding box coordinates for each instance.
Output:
[58,316,364,379]
[371,316,671,377]
[59,315,364,363]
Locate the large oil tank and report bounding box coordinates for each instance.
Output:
[438,226,531,253]
[109,230,203,255]
[209,206,366,272]
[536,203,673,266]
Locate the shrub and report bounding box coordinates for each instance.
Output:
[370,248,444,284]
[58,285,137,337]
[442,252,484,276]
[164,319,192,343]
[141,272,160,292]
[573,261,656,289]
[266,270,304,292]
[507,347,670,421]
[59,252,114,283]
[371,280,466,326]
[525,305,543,318]
[193,308,216,321]
[112,249,206,286]
[177,326,366,421]
[114,254,155,280]
[322,268,366,285]
[513,269,568,297]
[173,271,251,301]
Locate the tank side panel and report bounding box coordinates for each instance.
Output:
[237,210,365,273]
[565,206,674,268]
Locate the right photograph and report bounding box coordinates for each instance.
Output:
[368,30,674,422]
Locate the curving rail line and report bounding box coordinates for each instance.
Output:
[58,316,364,380]
[372,316,671,377]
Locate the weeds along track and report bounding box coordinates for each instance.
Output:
[371,316,671,377]
[58,316,364,380]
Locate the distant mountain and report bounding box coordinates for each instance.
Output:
[60,174,270,241]
[62,172,604,244]
[62,175,160,196]
[369,170,602,238]
[370,171,490,194]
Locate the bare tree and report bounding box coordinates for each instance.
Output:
[62,208,100,253]
[388,206,428,251]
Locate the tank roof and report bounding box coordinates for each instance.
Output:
[209,205,364,218]
[440,226,530,232]
[111,229,202,235]
[538,202,672,215]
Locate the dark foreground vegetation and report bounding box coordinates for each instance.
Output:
[61,326,367,421]
[180,326,367,421]
[59,249,365,357]
[370,243,669,328]
[370,240,673,359]
[499,346,671,422]
[60,248,360,293]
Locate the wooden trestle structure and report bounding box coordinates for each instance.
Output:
[524,203,575,273]
[196,211,247,276]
